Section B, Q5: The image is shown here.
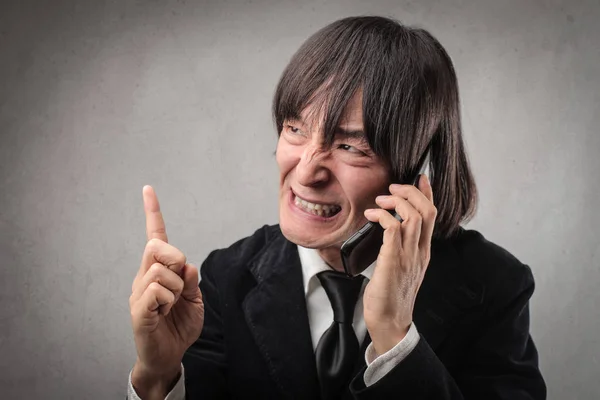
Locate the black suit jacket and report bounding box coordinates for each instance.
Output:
[182,224,546,399]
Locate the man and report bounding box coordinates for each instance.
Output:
[127,16,546,399]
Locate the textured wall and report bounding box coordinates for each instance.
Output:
[1,0,598,398]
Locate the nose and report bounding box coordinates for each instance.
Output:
[295,142,331,188]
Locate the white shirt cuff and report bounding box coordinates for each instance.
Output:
[127,364,185,400]
[363,322,420,386]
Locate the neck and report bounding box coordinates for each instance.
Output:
[317,246,345,272]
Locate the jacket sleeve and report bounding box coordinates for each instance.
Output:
[349,265,547,399]
[181,252,229,400]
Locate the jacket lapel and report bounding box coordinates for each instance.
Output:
[242,231,321,399]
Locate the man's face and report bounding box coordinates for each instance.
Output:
[276,91,391,249]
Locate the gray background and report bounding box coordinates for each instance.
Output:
[1,0,598,398]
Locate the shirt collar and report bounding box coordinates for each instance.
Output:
[297,245,375,295]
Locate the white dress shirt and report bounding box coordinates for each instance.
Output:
[128,245,420,399]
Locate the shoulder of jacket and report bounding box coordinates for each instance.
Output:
[451,227,535,301]
[201,224,283,278]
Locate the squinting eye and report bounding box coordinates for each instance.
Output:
[338,144,362,154]
[287,125,301,134]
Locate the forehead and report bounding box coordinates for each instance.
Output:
[297,89,364,129]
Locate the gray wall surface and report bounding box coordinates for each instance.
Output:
[1,0,598,398]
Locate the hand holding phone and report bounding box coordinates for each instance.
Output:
[340,150,431,276]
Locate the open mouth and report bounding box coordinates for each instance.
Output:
[292,193,342,218]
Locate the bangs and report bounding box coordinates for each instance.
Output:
[273,19,382,146]
[272,18,371,148]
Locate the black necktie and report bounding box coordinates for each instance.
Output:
[315,271,365,400]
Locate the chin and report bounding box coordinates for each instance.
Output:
[278,211,351,250]
[279,219,325,249]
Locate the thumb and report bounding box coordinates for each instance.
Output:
[180,263,202,300]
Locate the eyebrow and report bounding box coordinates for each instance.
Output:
[335,127,368,143]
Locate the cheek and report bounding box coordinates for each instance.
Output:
[276,138,299,180]
[340,167,390,208]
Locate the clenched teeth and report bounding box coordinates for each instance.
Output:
[294,195,341,217]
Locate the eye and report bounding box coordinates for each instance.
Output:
[286,124,302,135]
[282,123,307,145]
[338,144,364,154]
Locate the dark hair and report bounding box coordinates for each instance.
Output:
[272,16,477,239]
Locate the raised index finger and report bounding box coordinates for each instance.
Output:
[143,185,168,243]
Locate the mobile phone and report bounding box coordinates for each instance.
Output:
[340,149,431,277]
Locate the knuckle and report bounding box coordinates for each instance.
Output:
[147,281,162,294]
[128,294,135,308]
[147,263,166,286]
[412,212,423,223]
[148,262,164,277]
[387,222,402,236]
[146,237,164,252]
[130,302,141,320]
[425,204,437,217]
[390,218,402,230]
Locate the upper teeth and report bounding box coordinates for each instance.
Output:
[294,195,339,216]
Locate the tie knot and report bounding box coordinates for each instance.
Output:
[317,271,365,324]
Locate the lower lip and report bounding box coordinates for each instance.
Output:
[288,191,341,222]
